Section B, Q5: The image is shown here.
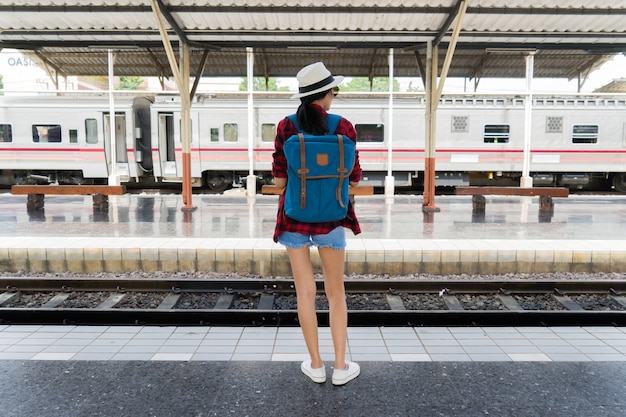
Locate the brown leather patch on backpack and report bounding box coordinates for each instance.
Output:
[316,153,329,166]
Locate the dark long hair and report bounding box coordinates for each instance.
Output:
[295,89,332,135]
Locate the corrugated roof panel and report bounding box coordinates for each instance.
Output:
[462,13,624,34]
[166,0,454,6]
[0,1,623,83]
[594,79,626,93]
[1,4,623,44]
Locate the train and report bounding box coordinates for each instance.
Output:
[0,92,625,193]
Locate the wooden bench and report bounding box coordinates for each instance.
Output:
[261,185,374,196]
[11,185,126,211]
[455,186,569,214]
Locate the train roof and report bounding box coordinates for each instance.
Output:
[0,94,140,108]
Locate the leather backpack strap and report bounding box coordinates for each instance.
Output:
[296,133,309,209]
[336,134,347,208]
[328,114,349,208]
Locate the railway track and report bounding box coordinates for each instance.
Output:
[1,277,626,327]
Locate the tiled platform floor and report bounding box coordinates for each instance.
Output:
[2,325,625,362]
[2,325,626,416]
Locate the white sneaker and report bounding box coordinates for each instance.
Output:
[332,361,360,386]
[301,360,326,383]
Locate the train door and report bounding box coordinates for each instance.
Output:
[157,111,200,182]
[130,96,153,180]
[157,112,177,178]
[103,112,129,178]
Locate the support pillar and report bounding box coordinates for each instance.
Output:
[422,42,440,213]
[520,51,535,188]
[151,0,196,212]
[384,48,395,200]
[179,43,196,212]
[246,47,257,197]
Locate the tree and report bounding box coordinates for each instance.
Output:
[239,77,289,91]
[116,76,144,90]
[341,77,400,92]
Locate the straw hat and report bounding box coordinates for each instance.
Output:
[291,62,344,99]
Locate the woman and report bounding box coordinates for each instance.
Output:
[271,62,362,386]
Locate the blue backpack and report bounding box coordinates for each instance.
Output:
[283,114,356,223]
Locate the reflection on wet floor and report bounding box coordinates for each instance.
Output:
[1,192,625,241]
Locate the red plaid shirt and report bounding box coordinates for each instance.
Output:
[272,105,362,242]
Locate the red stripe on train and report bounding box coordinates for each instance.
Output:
[0,148,104,152]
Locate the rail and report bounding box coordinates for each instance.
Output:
[1,277,625,327]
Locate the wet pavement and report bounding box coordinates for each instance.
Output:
[1,191,625,275]
[1,191,625,241]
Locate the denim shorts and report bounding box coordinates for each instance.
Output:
[278,227,346,250]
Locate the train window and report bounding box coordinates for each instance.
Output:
[483,124,509,143]
[0,124,12,142]
[546,116,563,133]
[355,124,384,142]
[572,125,598,144]
[32,124,62,143]
[85,119,98,144]
[69,129,78,143]
[451,116,469,133]
[261,123,276,142]
[224,123,238,142]
[210,128,219,142]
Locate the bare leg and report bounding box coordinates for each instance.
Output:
[286,246,323,368]
[318,246,347,369]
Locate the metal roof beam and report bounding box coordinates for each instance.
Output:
[190,49,209,99]
[152,0,220,51]
[433,0,463,47]
[146,48,169,77]
[153,0,189,46]
[31,50,68,79]
[413,50,426,89]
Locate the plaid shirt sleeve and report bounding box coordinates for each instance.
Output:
[272,108,362,242]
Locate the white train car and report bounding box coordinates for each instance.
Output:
[430,95,626,190]
[0,93,624,193]
[147,94,291,190]
[0,95,152,186]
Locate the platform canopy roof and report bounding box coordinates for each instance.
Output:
[0,1,624,84]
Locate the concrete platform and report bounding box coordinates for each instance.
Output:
[2,192,626,416]
[1,356,625,416]
[1,191,625,274]
[1,325,625,417]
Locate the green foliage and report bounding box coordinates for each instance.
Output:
[239,77,289,91]
[116,76,143,90]
[340,77,401,92]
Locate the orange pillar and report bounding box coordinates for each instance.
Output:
[181,152,195,211]
[179,44,196,213]
[422,157,439,212]
[422,42,440,213]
